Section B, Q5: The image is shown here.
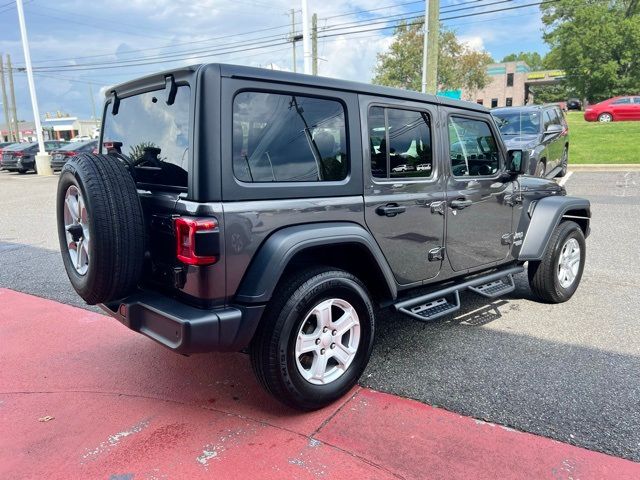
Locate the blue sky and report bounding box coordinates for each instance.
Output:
[0,0,548,121]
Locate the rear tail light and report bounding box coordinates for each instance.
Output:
[175,217,219,266]
[66,151,78,157]
[14,151,23,157]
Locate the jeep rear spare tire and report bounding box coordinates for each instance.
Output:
[57,153,145,305]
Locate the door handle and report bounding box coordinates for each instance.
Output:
[376,204,406,217]
[450,199,473,210]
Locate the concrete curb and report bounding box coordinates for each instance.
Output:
[569,164,640,171]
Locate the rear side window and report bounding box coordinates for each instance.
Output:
[368,106,433,179]
[102,85,190,189]
[232,92,348,182]
[448,116,500,177]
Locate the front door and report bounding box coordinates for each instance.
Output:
[362,98,446,285]
[444,112,515,272]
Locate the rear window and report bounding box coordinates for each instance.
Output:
[102,85,190,189]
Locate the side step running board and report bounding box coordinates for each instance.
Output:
[400,291,460,322]
[468,274,516,298]
[394,266,524,322]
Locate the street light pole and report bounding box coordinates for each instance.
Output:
[15,0,52,174]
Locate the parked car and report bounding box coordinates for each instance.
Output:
[391,164,415,172]
[50,140,98,171]
[493,104,569,178]
[70,135,93,142]
[567,98,582,111]
[584,95,640,122]
[0,141,17,170]
[56,64,590,410]
[1,140,66,173]
[416,163,431,171]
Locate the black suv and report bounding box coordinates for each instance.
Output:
[492,105,569,178]
[56,64,590,410]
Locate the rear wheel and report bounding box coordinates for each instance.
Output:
[528,221,585,303]
[56,153,145,305]
[250,267,375,410]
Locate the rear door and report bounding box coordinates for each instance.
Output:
[611,97,633,120]
[632,97,640,120]
[443,110,515,272]
[362,96,445,285]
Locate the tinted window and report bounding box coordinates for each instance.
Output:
[368,107,433,180]
[543,110,555,130]
[232,92,347,182]
[633,97,640,104]
[448,117,500,177]
[491,99,498,108]
[506,73,514,87]
[612,97,631,105]
[102,85,190,189]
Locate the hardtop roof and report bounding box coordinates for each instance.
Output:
[108,63,488,114]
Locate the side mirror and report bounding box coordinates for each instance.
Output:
[544,123,563,137]
[507,149,527,175]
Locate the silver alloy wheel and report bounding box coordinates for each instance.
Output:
[598,113,612,122]
[557,238,580,288]
[63,185,90,275]
[295,298,361,385]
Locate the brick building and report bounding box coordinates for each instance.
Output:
[461,61,565,108]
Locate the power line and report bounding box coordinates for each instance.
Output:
[16,0,557,74]
[26,21,297,66]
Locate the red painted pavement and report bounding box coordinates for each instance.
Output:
[1,287,638,479]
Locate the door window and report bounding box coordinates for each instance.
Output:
[368,106,433,180]
[612,97,631,105]
[232,92,348,182]
[448,116,500,177]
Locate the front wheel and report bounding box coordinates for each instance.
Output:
[528,221,586,303]
[534,161,546,177]
[250,268,375,410]
[598,113,613,122]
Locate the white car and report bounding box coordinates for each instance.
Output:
[392,164,414,172]
[70,135,93,143]
[417,164,432,171]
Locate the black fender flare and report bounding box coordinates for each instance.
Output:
[518,196,591,261]
[234,222,397,303]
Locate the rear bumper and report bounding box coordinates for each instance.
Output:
[100,290,264,354]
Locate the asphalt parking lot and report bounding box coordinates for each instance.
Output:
[0,169,638,462]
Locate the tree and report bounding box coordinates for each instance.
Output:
[541,0,640,102]
[500,52,545,70]
[372,21,492,93]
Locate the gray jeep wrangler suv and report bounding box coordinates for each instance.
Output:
[57,64,591,410]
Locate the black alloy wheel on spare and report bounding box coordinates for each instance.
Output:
[56,153,145,305]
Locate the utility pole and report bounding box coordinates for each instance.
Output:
[425,0,439,94]
[15,0,51,174]
[290,9,297,72]
[6,54,20,142]
[0,55,15,142]
[311,13,318,76]
[89,84,97,121]
[301,0,311,74]
[420,1,429,94]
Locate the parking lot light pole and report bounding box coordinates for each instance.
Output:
[15,0,52,175]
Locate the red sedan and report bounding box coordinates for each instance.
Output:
[584,95,640,122]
